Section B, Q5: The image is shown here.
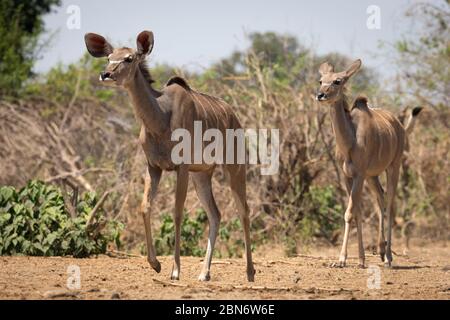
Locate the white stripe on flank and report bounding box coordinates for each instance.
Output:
[191,93,208,122]
[202,95,221,130]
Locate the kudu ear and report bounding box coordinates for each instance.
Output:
[84,33,113,58]
[136,31,154,56]
[344,59,362,78]
[319,62,334,75]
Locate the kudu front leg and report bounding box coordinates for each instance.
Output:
[141,166,162,273]
[171,165,189,280]
[335,175,365,268]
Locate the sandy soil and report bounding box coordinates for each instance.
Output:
[1,242,449,300]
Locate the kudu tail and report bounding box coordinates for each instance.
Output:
[404,106,423,136]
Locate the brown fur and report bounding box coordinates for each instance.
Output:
[139,61,155,84]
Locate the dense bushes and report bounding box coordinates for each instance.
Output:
[0,180,123,257]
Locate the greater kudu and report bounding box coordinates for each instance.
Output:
[84,31,255,282]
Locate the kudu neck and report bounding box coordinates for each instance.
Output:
[329,94,355,159]
[125,68,168,135]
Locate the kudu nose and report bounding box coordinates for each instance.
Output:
[100,71,111,81]
[316,92,327,101]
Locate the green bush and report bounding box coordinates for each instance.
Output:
[154,209,208,257]
[0,180,123,257]
[280,185,343,256]
[217,217,245,258]
[300,185,342,241]
[153,208,256,258]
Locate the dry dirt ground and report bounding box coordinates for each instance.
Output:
[1,242,449,300]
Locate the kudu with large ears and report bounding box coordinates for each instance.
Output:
[83,31,255,282]
[84,31,155,86]
[315,58,408,268]
[317,59,361,102]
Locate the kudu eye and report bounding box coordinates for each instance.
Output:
[124,56,133,63]
[333,79,342,85]
[319,80,322,85]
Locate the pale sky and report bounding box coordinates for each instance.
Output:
[36,0,423,80]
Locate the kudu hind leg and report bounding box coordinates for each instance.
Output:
[227,165,255,282]
[367,176,386,262]
[192,171,221,281]
[141,166,162,273]
[171,166,189,280]
[385,164,401,267]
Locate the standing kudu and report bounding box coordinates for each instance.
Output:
[84,31,255,282]
[315,59,421,268]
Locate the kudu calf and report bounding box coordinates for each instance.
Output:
[315,59,421,268]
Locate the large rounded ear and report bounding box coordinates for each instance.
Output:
[136,31,154,56]
[319,62,334,75]
[84,33,113,58]
[344,59,362,78]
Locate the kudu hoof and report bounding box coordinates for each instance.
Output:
[198,273,211,282]
[149,260,161,273]
[384,251,393,268]
[330,261,346,268]
[170,268,180,280]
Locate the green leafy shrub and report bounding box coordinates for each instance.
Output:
[153,208,256,258]
[300,185,342,241]
[217,217,245,258]
[154,209,208,257]
[0,180,123,257]
[280,185,343,256]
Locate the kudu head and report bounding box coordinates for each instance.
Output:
[316,59,361,104]
[84,30,154,87]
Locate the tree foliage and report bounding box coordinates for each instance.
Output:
[0,0,61,96]
[212,32,378,92]
[393,0,449,110]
